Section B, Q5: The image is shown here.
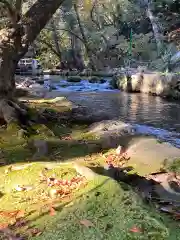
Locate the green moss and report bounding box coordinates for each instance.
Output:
[164,158,180,174]
[1,168,178,240]
[28,97,73,112]
[48,139,99,161]
[79,132,100,141]
[7,122,21,132]
[0,103,179,239]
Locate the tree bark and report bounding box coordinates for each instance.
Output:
[73,3,97,71]
[146,2,164,57]
[50,18,62,61]
[0,0,65,124]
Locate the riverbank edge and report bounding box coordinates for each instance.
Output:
[110,70,180,100]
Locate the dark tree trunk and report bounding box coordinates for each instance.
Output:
[0,0,65,124]
[0,49,17,97]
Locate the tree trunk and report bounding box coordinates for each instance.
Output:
[73,3,97,71]
[0,0,65,124]
[146,3,164,56]
[0,49,17,97]
[50,18,62,61]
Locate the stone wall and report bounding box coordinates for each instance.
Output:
[111,70,180,99]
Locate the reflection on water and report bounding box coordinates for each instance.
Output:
[63,91,180,147]
[65,91,180,133]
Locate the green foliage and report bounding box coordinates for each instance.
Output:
[165,159,180,174]
[1,0,180,70]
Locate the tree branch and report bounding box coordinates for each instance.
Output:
[38,38,61,59]
[90,1,101,29]
[15,0,22,19]
[45,26,85,44]
[90,2,109,45]
[0,0,18,25]
[18,0,65,58]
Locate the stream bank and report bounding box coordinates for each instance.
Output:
[16,75,180,147]
[0,92,179,239]
[111,70,180,100]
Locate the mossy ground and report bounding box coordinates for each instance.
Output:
[0,99,179,239]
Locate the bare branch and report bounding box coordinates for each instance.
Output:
[18,0,65,58]
[46,26,84,43]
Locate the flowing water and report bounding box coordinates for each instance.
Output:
[25,75,180,147]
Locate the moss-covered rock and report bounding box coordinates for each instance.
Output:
[89,76,100,83]
[110,75,118,88]
[67,76,82,82]
[111,71,180,99]
[110,74,128,89]
[164,158,180,175]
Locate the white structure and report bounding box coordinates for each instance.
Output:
[17,58,43,75]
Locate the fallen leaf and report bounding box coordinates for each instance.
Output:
[106,155,114,162]
[173,212,180,220]
[80,219,94,228]
[0,223,8,230]
[116,145,122,155]
[49,189,59,198]
[0,210,24,219]
[49,207,56,216]
[61,136,72,140]
[14,218,27,227]
[15,185,33,192]
[16,210,25,219]
[129,226,142,233]
[29,228,43,237]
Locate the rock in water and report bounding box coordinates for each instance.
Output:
[89,120,135,136]
[73,163,98,180]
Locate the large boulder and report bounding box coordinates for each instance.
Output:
[140,73,170,95]
[88,120,135,148]
[89,120,134,136]
[125,136,180,174]
[112,70,180,99]
[111,69,140,92]
[88,120,180,174]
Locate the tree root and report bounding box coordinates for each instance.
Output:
[0,98,46,129]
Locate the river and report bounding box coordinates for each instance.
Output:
[22,75,180,147]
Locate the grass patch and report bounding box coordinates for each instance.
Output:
[0,100,179,239]
[0,165,179,240]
